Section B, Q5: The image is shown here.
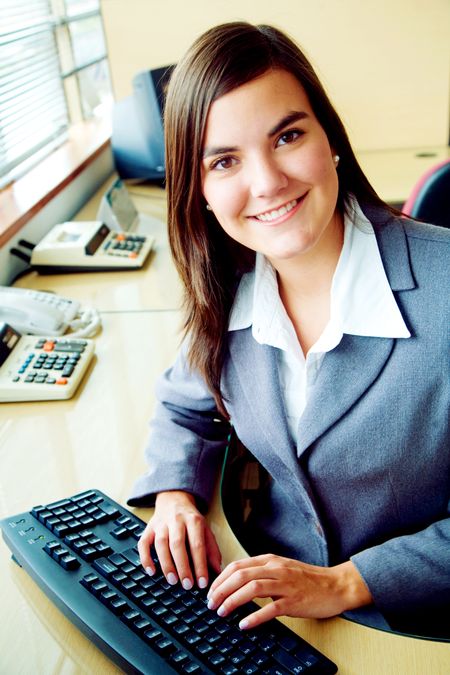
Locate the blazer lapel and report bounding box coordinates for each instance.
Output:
[227,329,299,475]
[296,334,394,457]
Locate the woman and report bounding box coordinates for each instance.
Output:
[129,22,450,636]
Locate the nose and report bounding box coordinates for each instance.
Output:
[249,155,288,199]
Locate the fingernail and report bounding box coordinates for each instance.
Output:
[207,598,216,610]
[217,605,226,617]
[167,572,178,585]
[145,566,154,576]
[182,577,193,590]
[239,618,249,630]
[198,576,208,589]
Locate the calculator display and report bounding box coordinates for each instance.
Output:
[0,323,20,367]
[84,224,110,256]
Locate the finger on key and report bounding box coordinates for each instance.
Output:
[154,524,179,585]
[168,521,195,589]
[186,515,210,589]
[138,523,156,576]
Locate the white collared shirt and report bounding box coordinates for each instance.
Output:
[228,198,411,441]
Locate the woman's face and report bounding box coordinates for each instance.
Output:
[201,68,342,268]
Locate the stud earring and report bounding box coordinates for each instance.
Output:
[206,204,212,211]
[333,155,340,166]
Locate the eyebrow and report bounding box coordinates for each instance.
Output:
[202,110,309,160]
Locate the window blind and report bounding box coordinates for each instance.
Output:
[0,0,69,188]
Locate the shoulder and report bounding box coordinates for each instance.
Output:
[394,217,450,268]
[401,218,450,246]
[361,201,450,256]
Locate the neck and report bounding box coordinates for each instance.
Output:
[274,211,344,301]
[272,211,345,356]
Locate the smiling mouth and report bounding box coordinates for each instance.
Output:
[252,197,301,222]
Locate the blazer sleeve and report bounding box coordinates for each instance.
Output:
[350,504,450,615]
[127,342,230,509]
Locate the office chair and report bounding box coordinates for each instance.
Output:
[402,158,450,228]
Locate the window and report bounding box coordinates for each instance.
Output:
[0,0,112,190]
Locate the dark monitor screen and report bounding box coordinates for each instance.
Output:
[111,65,174,183]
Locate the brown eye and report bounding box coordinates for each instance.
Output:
[211,156,238,171]
[277,129,302,146]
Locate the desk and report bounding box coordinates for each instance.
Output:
[2,184,450,675]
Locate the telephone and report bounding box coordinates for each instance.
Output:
[0,287,101,338]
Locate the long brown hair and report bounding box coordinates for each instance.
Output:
[164,21,390,415]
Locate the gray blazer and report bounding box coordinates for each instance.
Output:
[129,205,450,634]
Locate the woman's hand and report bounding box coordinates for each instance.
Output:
[137,490,222,590]
[206,554,372,630]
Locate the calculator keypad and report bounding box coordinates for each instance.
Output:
[102,233,146,259]
[0,335,94,402]
[14,339,88,386]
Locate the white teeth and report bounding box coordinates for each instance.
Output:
[255,199,298,222]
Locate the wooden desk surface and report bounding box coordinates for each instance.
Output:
[1,313,449,674]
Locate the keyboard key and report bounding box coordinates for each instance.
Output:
[182,662,201,673]
[133,618,152,633]
[293,650,319,668]
[122,609,141,625]
[221,665,239,675]
[279,635,300,652]
[111,526,129,540]
[110,598,128,615]
[170,649,190,665]
[122,547,140,565]
[98,502,120,518]
[143,628,163,643]
[242,665,260,674]
[80,573,98,587]
[100,588,118,605]
[109,552,127,566]
[264,666,291,675]
[91,580,108,596]
[273,647,307,673]
[93,557,118,578]
[209,653,226,666]
[60,554,80,571]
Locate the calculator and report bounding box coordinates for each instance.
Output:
[0,323,95,402]
[30,221,155,273]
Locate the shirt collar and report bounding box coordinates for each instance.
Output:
[228,197,410,347]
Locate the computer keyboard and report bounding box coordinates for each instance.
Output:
[1,489,338,675]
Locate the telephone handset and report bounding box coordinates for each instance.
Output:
[0,287,100,338]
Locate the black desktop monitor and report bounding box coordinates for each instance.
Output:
[111,65,174,183]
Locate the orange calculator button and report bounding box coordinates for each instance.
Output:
[128,252,138,258]
[56,378,68,385]
[116,233,126,241]
[43,341,55,352]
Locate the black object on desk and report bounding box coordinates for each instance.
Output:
[1,489,337,674]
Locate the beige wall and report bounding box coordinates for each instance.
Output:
[101,0,450,151]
